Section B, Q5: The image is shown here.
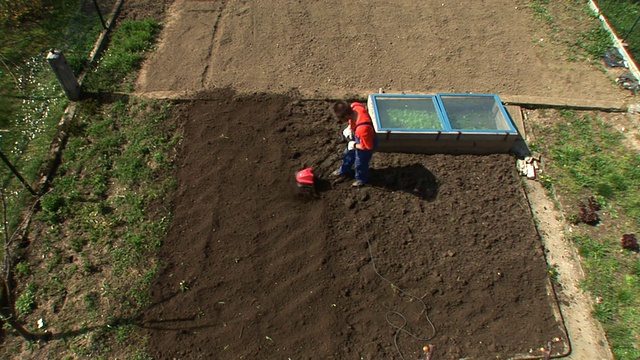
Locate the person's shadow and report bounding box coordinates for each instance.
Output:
[370,163,439,200]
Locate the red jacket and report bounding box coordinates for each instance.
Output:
[349,102,376,151]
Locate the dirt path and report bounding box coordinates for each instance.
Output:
[128,1,637,359]
[137,0,634,104]
[523,175,614,360]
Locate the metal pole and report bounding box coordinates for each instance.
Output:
[92,0,107,29]
[46,49,82,101]
[0,150,36,196]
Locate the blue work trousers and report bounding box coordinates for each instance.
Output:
[339,147,374,184]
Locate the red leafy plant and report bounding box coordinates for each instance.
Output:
[577,196,600,225]
[586,196,601,211]
[621,234,639,253]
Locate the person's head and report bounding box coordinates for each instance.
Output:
[331,101,354,121]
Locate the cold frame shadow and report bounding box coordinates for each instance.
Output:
[369,163,439,200]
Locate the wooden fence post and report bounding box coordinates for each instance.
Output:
[46,49,81,101]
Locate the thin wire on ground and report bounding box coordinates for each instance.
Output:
[357,217,437,360]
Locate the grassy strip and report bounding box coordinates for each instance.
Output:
[596,0,640,63]
[20,97,177,358]
[529,0,613,63]
[0,0,111,252]
[1,17,172,359]
[82,19,162,93]
[532,110,640,360]
[5,97,178,359]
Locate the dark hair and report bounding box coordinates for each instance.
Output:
[331,101,353,119]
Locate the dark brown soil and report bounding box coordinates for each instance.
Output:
[142,88,567,359]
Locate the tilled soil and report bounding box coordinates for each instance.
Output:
[142,89,567,359]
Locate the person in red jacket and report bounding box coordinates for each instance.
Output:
[330,100,377,187]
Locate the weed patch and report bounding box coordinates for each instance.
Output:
[528,0,613,63]
[535,109,640,359]
[597,0,640,63]
[82,19,162,92]
[3,95,177,358]
[15,283,37,316]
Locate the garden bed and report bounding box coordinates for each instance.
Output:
[143,90,568,359]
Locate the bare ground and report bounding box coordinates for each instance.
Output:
[143,90,567,359]
[136,0,635,104]
[131,1,637,359]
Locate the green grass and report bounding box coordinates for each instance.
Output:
[1,14,170,358]
[0,0,111,266]
[568,26,612,62]
[541,114,640,220]
[528,0,613,63]
[19,96,177,357]
[82,18,162,92]
[535,110,640,360]
[597,0,640,64]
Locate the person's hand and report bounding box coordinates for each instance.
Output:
[347,141,356,151]
[342,126,353,141]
